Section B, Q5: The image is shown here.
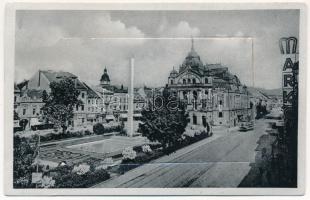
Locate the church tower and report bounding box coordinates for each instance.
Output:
[100,67,110,88]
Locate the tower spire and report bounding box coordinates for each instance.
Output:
[191,35,194,51]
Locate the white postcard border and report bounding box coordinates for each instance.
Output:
[3,2,307,196]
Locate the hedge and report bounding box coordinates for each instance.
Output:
[49,165,110,188]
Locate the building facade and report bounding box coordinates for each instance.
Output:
[168,38,252,127]
[95,67,147,121]
[15,70,103,128]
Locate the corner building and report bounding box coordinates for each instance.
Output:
[168,38,252,127]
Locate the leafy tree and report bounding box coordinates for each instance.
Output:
[139,88,188,154]
[41,78,81,134]
[93,123,105,134]
[13,136,35,188]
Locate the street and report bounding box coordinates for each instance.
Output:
[96,119,270,188]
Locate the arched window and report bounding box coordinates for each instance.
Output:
[205,78,208,84]
[170,80,173,84]
[188,78,191,83]
[192,78,196,84]
[183,91,187,100]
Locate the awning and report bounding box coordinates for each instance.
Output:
[106,115,115,120]
[120,114,128,118]
[133,113,142,117]
[30,118,41,126]
[87,114,96,118]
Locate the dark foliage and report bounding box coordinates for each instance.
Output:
[19,119,28,131]
[93,123,105,135]
[13,136,35,188]
[139,88,189,154]
[51,166,110,188]
[41,78,81,134]
[256,99,268,119]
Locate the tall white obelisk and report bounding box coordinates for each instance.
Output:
[127,57,134,137]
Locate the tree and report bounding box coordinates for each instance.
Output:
[13,135,35,188]
[139,89,188,154]
[41,78,81,134]
[93,123,105,134]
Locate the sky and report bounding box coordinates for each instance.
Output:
[15,10,300,89]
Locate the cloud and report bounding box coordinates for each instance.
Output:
[157,20,200,37]
[67,13,145,39]
[15,11,146,84]
[15,10,299,90]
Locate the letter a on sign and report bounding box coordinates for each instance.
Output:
[283,57,294,71]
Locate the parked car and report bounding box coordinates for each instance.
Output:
[239,121,254,132]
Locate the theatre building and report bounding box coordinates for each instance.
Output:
[167,38,252,127]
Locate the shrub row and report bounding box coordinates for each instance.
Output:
[53,168,110,188]
[118,131,211,174]
[27,123,123,143]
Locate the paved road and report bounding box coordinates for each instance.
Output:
[96,119,269,188]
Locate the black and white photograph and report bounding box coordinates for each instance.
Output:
[3,2,307,196]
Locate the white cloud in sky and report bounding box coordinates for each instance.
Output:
[157,20,201,37]
[15,10,299,89]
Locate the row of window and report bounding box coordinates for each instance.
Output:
[171,77,210,85]
[192,112,223,125]
[22,108,42,116]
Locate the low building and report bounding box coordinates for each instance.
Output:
[16,70,103,128]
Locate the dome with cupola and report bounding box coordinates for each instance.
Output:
[100,67,110,87]
[180,37,204,71]
[169,66,178,78]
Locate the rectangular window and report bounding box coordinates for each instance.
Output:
[81,105,84,111]
[76,105,79,111]
[81,93,85,98]
[219,112,223,118]
[23,109,26,115]
[33,108,36,115]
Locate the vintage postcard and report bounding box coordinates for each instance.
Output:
[3,2,306,195]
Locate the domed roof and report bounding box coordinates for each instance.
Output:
[181,37,204,70]
[187,48,200,58]
[169,67,178,77]
[100,68,110,82]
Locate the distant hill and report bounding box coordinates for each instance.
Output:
[248,87,282,98]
